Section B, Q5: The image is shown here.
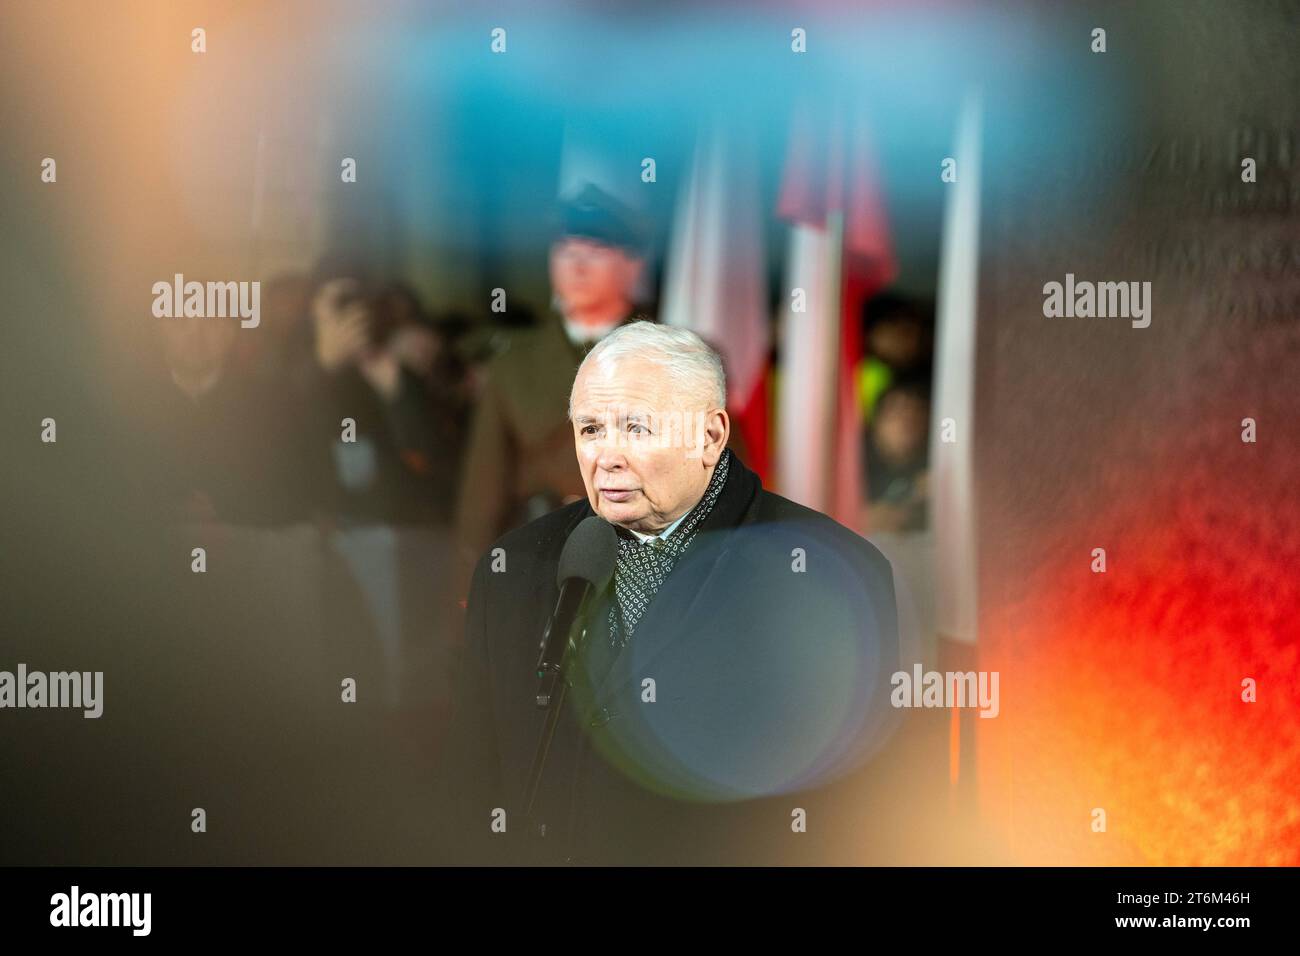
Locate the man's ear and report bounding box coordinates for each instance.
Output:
[701,408,730,467]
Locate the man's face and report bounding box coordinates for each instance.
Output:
[868,317,925,368]
[549,237,641,316]
[570,356,725,534]
[872,391,929,464]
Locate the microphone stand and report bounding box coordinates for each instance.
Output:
[523,604,591,832]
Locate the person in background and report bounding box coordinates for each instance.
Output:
[858,292,934,423]
[292,256,463,526]
[863,374,931,533]
[374,281,472,476]
[288,261,469,714]
[453,184,650,586]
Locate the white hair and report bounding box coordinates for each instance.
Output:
[570,319,726,415]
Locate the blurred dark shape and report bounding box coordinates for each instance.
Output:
[137,310,317,527]
[864,373,931,533]
[243,272,314,384]
[287,255,467,526]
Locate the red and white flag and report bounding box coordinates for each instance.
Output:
[775,107,896,530]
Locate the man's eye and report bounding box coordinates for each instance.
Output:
[627,423,649,435]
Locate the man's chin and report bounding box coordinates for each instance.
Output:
[596,503,645,529]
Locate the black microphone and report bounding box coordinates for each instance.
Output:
[535,516,618,708]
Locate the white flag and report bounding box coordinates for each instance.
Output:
[931,93,982,645]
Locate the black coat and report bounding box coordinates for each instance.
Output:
[441,452,900,865]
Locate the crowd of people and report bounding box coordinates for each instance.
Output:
[138,259,469,532]
[133,183,937,620]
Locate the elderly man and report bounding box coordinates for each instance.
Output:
[443,322,899,865]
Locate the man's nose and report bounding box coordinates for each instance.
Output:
[594,435,627,472]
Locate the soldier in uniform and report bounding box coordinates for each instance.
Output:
[453,185,651,587]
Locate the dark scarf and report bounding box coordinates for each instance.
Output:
[608,450,732,647]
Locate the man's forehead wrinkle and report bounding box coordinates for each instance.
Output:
[573,381,664,410]
[572,404,658,421]
[571,356,714,424]
[573,381,655,404]
[587,355,664,389]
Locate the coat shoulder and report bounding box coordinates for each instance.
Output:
[475,498,591,573]
[751,489,893,575]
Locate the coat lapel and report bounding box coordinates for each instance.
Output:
[589,453,762,707]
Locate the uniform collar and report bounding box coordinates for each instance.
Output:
[554,307,636,351]
[562,316,624,347]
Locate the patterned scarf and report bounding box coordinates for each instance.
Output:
[608,450,732,648]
